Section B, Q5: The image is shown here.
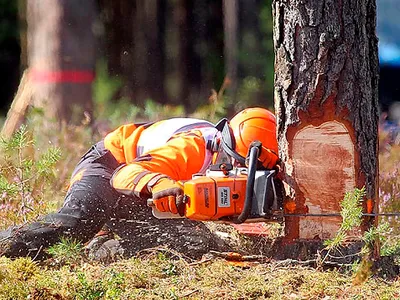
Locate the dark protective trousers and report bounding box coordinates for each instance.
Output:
[0,142,217,259]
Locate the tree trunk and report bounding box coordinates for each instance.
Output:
[177,0,202,112]
[98,0,133,76]
[132,0,152,105]
[272,0,379,240]
[145,0,166,104]
[197,0,225,108]
[27,0,96,125]
[223,0,239,108]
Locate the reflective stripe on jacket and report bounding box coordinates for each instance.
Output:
[136,118,214,157]
[103,118,218,197]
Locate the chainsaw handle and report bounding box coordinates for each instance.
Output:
[234,142,260,224]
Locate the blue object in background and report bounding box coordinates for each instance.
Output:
[379,43,400,67]
[377,0,400,67]
[377,0,400,111]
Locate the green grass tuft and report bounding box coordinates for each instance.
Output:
[47,237,84,265]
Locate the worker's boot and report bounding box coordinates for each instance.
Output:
[0,209,96,260]
[0,226,40,259]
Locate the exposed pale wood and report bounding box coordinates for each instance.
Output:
[1,70,33,138]
[293,121,356,239]
[272,0,379,240]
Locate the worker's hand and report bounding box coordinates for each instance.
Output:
[150,178,184,215]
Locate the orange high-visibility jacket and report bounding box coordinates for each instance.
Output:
[104,118,218,197]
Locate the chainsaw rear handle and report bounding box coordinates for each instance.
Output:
[234,141,261,224]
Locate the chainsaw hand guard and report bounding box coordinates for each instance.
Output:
[234,141,260,224]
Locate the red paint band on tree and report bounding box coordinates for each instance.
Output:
[30,69,95,83]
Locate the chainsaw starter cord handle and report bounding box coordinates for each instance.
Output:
[234,142,260,224]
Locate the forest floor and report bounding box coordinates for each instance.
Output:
[1,220,400,299]
[1,241,399,300]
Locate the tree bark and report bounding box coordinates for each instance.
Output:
[146,0,166,104]
[177,0,203,112]
[199,0,225,107]
[98,0,133,77]
[27,0,96,125]
[272,0,379,240]
[223,0,239,107]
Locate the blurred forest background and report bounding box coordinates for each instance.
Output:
[0,0,276,128]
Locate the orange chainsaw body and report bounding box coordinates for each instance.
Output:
[148,142,285,225]
[183,173,248,220]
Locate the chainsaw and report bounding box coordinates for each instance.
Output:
[147,141,285,224]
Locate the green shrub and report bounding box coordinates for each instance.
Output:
[0,125,61,227]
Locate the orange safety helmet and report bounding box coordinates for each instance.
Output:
[228,107,279,169]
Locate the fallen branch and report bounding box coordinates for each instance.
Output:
[179,289,200,297]
[188,258,213,266]
[136,246,193,264]
[205,251,354,269]
[270,258,354,269]
[208,250,270,262]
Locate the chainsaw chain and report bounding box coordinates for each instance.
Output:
[107,212,400,224]
[277,212,400,218]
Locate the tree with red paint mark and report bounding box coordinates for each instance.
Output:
[27,0,96,124]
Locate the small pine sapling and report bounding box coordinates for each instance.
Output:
[0,125,61,226]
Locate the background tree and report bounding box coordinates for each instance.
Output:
[27,0,96,124]
[273,0,379,240]
[95,0,273,115]
[1,0,276,124]
[223,0,239,111]
[0,0,20,115]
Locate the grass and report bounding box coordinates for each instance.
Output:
[0,253,399,300]
[46,237,84,265]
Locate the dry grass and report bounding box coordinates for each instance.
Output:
[0,252,399,300]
